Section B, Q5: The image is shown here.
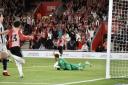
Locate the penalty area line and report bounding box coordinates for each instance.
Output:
[0,82,49,85]
[8,65,50,69]
[56,78,105,85]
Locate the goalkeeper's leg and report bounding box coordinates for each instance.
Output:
[78,61,91,70]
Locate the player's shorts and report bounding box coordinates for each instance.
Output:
[9,46,23,57]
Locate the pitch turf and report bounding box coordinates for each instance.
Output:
[0,58,128,85]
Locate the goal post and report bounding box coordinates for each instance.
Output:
[106,0,113,79]
[106,0,128,79]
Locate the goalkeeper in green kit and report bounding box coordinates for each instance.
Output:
[53,53,91,70]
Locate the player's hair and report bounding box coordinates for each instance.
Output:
[13,21,21,28]
[54,54,59,58]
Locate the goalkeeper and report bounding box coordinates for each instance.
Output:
[53,53,91,70]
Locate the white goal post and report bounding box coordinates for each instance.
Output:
[106,0,128,79]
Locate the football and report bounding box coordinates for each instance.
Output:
[53,62,60,70]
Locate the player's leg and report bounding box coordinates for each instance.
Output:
[2,40,24,64]
[8,51,25,64]
[0,48,25,64]
[9,46,24,78]
[14,59,24,78]
[1,45,25,61]
[2,59,10,76]
[70,61,91,70]
[0,44,9,59]
[70,63,86,70]
[70,64,81,70]
[0,44,10,76]
[79,61,91,70]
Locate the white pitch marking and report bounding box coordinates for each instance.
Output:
[56,78,105,85]
[0,82,49,85]
[8,65,50,69]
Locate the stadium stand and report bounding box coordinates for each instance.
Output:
[1,0,109,52]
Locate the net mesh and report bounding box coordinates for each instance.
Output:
[110,0,128,78]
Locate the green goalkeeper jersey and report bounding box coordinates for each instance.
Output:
[58,58,86,70]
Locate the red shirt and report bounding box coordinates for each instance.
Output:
[8,29,30,48]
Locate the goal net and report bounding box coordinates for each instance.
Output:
[106,0,128,78]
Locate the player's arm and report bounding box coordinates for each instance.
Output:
[19,31,33,41]
[20,34,33,41]
[0,30,9,35]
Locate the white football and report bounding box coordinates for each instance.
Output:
[54,61,60,70]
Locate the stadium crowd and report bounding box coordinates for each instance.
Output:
[1,0,108,51]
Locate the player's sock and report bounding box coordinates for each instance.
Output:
[2,59,7,71]
[15,60,24,78]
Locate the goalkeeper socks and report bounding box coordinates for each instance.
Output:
[15,60,24,78]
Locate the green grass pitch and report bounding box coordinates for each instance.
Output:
[0,58,128,85]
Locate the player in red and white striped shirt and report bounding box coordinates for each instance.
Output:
[7,21,33,78]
